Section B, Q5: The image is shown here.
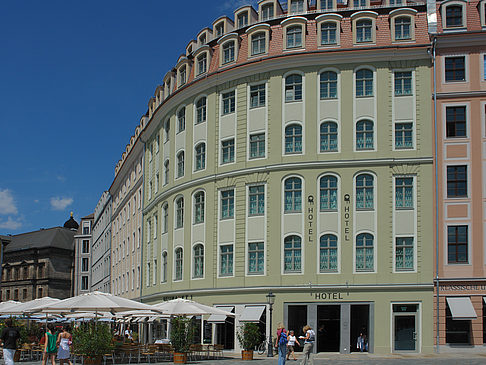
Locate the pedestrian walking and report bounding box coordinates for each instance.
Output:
[0,318,20,365]
[276,322,288,365]
[286,330,300,361]
[299,325,315,365]
[57,325,73,365]
[42,323,58,365]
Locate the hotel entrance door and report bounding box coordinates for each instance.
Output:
[393,304,418,352]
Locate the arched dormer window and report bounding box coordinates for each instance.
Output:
[194,46,211,77]
[247,24,271,57]
[390,9,417,42]
[282,17,307,50]
[175,57,191,88]
[352,11,378,44]
[442,1,466,29]
[218,33,239,66]
[317,14,342,46]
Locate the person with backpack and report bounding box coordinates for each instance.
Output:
[275,322,288,365]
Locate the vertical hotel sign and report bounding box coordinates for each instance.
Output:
[307,195,315,244]
[344,194,351,242]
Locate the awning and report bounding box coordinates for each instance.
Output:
[207,306,234,323]
[239,306,266,323]
[446,297,477,320]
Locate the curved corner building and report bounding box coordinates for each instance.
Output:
[140,0,434,354]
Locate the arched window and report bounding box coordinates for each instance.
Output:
[286,26,302,48]
[356,233,374,271]
[177,151,185,178]
[320,234,338,272]
[285,124,303,154]
[356,69,373,97]
[175,197,184,228]
[356,120,374,150]
[356,19,372,42]
[320,71,337,99]
[174,248,183,280]
[164,120,170,141]
[193,244,204,278]
[320,175,338,211]
[196,97,207,124]
[194,191,205,224]
[161,251,167,282]
[285,74,303,102]
[320,122,338,152]
[321,22,337,45]
[395,16,411,40]
[164,160,170,185]
[162,204,168,233]
[284,177,302,213]
[195,143,206,171]
[356,174,374,209]
[284,235,302,273]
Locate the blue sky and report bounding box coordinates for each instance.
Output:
[0,0,259,235]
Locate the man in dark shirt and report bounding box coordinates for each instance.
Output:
[1,318,20,365]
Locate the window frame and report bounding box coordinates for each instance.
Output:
[194,142,206,172]
[284,176,303,213]
[445,105,467,138]
[283,235,302,274]
[394,70,413,96]
[221,138,235,165]
[351,12,378,45]
[193,191,205,224]
[194,48,211,76]
[247,241,265,275]
[249,132,266,159]
[320,0,336,11]
[355,68,374,97]
[446,165,468,198]
[192,243,205,279]
[442,1,467,30]
[355,232,375,272]
[394,121,414,150]
[246,24,271,57]
[221,90,236,115]
[390,9,417,42]
[316,14,342,47]
[175,196,184,229]
[177,106,186,133]
[443,55,467,83]
[284,123,303,154]
[319,121,338,152]
[319,70,338,100]
[447,225,469,264]
[195,96,207,125]
[220,189,235,220]
[281,17,307,51]
[319,234,339,273]
[219,244,234,277]
[394,176,414,209]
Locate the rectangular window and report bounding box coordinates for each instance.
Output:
[194,193,205,224]
[220,244,234,276]
[197,53,207,75]
[447,165,467,198]
[394,17,411,40]
[215,22,224,37]
[81,276,89,291]
[221,139,235,164]
[163,205,168,233]
[179,66,186,86]
[249,133,265,159]
[221,190,235,219]
[238,12,249,28]
[164,160,169,185]
[395,122,413,149]
[248,185,265,216]
[395,237,414,271]
[321,0,334,10]
[395,177,413,209]
[286,26,302,48]
[248,242,264,274]
[445,56,465,82]
[83,224,90,235]
[250,84,266,108]
[448,225,468,264]
[223,41,235,64]
[177,108,185,133]
[222,91,236,115]
[290,0,304,13]
[262,4,274,21]
[82,258,89,272]
[251,32,266,55]
[82,240,89,254]
[321,22,337,45]
[394,71,412,96]
[446,106,466,138]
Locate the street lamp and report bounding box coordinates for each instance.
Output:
[266,291,276,357]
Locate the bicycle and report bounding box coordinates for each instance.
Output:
[257,337,276,355]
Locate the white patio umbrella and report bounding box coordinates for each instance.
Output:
[33,291,160,315]
[63,311,115,320]
[2,297,61,316]
[151,298,236,317]
[0,300,21,314]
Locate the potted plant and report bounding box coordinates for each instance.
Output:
[236,323,261,360]
[169,316,194,364]
[72,322,113,365]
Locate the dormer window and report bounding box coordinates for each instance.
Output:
[252,32,266,55]
[179,66,186,86]
[215,22,224,37]
[290,0,304,14]
[238,12,249,27]
[320,0,335,11]
[395,17,411,40]
[389,0,402,5]
[222,41,235,64]
[481,0,486,27]
[287,26,303,48]
[197,53,207,75]
[321,22,337,44]
[262,4,274,21]
[446,5,462,27]
[441,1,466,30]
[354,0,368,7]
[356,19,372,42]
[199,34,207,45]
[390,9,416,42]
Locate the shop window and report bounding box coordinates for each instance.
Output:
[320,121,338,152]
[195,143,206,171]
[174,247,183,281]
[320,175,338,210]
[445,56,465,81]
[249,133,265,159]
[446,106,466,137]
[221,190,235,219]
[284,177,302,213]
[395,177,413,209]
[320,234,338,272]
[248,185,265,216]
[356,120,374,150]
[248,242,264,274]
[447,225,468,264]
[356,174,374,210]
[447,165,467,198]
[285,124,303,154]
[193,244,204,279]
[193,191,205,224]
[284,235,302,273]
[220,244,234,276]
[446,304,471,343]
[221,139,235,164]
[356,233,374,272]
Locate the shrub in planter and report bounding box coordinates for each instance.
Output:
[236,322,262,352]
[169,316,195,354]
[72,322,113,359]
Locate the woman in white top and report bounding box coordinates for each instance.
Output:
[299,325,315,365]
[286,330,300,360]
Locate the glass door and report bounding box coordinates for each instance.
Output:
[392,304,418,352]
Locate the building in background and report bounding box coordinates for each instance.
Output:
[1,214,77,301]
[73,214,93,295]
[91,191,112,293]
[432,0,486,352]
[138,0,434,354]
[109,118,145,299]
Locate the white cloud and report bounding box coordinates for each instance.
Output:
[0,216,22,230]
[0,189,18,215]
[50,197,73,211]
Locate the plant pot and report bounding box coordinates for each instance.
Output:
[242,350,254,360]
[13,351,21,362]
[173,352,187,364]
[84,356,102,365]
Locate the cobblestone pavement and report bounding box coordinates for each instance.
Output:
[18,353,486,365]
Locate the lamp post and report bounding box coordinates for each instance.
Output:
[266,291,275,357]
